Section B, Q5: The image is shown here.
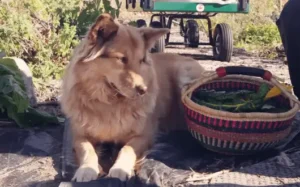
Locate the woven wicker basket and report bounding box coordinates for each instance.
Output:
[181,66,300,155]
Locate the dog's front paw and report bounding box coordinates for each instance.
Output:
[72,164,100,182]
[107,166,132,181]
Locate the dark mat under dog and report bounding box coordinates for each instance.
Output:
[60,113,300,187]
[0,124,63,187]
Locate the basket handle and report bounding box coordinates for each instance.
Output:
[216,66,272,81]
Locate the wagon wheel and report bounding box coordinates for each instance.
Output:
[137,19,147,28]
[213,23,233,62]
[184,19,199,48]
[126,0,129,9]
[140,0,144,8]
[150,21,165,53]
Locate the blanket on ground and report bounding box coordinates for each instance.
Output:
[60,113,300,187]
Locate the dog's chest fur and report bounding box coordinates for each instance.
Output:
[80,95,157,144]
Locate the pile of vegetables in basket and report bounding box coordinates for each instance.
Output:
[191,83,293,113]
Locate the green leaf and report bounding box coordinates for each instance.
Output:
[10,107,61,127]
[0,57,61,127]
[0,75,29,113]
[192,83,271,113]
[0,58,26,91]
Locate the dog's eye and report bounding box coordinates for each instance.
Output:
[120,57,128,64]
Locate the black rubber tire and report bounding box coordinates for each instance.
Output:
[126,0,129,9]
[137,19,147,28]
[184,19,199,48]
[150,21,165,53]
[213,23,233,62]
[150,21,162,28]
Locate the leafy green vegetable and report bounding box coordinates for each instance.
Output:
[193,90,255,102]
[0,58,26,91]
[0,74,29,114]
[192,83,275,113]
[0,58,61,127]
[10,107,61,127]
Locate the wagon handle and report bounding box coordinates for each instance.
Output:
[216,66,272,81]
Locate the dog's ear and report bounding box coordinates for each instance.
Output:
[88,13,119,44]
[139,28,170,50]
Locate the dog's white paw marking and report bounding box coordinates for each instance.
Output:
[72,164,100,182]
[107,166,132,181]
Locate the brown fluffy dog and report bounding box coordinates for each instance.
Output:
[60,13,205,182]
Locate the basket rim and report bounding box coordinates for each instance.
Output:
[181,74,300,121]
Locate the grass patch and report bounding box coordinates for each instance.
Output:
[235,23,281,59]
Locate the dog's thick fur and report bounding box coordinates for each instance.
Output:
[60,13,205,182]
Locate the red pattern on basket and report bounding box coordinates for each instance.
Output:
[216,67,227,78]
[213,118,217,126]
[185,105,294,131]
[247,84,251,90]
[262,121,266,129]
[198,81,262,91]
[268,122,272,129]
[251,121,255,129]
[198,113,202,122]
[274,121,278,128]
[225,120,230,128]
[219,119,224,127]
[186,118,291,143]
[232,121,236,128]
[245,121,249,129]
[278,121,282,128]
[238,121,242,129]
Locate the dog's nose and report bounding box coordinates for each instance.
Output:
[136,85,147,95]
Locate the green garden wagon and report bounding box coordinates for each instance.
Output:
[126,0,250,62]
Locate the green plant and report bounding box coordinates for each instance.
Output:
[237,24,281,46]
[235,23,281,58]
[128,21,137,27]
[0,58,61,127]
[0,0,121,81]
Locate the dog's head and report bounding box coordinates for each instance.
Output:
[70,14,169,104]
